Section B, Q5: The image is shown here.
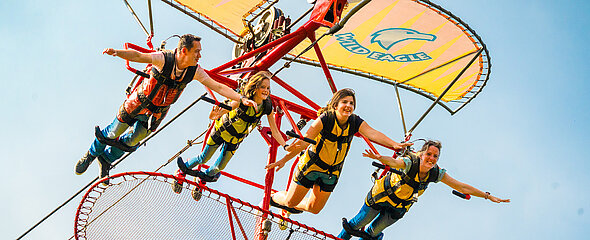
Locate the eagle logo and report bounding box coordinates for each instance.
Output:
[370,28,436,50]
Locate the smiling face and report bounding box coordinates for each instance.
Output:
[254,78,270,102]
[178,40,202,68]
[420,145,440,172]
[334,95,355,119]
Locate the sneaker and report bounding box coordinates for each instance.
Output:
[171,169,185,194]
[197,171,221,183]
[171,180,183,194]
[97,155,111,185]
[279,209,290,230]
[75,151,96,175]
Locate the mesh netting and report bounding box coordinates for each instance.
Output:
[75,172,340,240]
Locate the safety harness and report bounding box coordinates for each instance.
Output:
[298,111,361,177]
[366,155,440,208]
[210,97,272,144]
[119,49,196,130]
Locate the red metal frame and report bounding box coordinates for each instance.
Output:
[118,1,404,237]
[75,171,341,240]
[227,197,249,240]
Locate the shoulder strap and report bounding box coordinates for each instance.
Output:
[150,50,175,82]
[180,65,197,84]
[346,114,360,142]
[426,165,440,183]
[263,97,273,115]
[406,155,420,180]
[160,50,176,77]
[319,111,336,140]
[320,111,335,134]
[400,155,421,189]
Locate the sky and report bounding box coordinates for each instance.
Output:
[2,0,590,239]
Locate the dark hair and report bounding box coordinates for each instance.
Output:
[243,71,272,99]
[420,140,442,153]
[317,88,356,116]
[178,34,201,51]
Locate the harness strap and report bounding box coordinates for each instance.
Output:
[118,105,137,125]
[137,87,171,113]
[298,149,345,176]
[219,119,247,139]
[208,131,226,145]
[402,156,439,190]
[298,111,359,176]
[215,99,273,141]
[235,104,260,123]
[94,126,138,152]
[367,156,440,208]
[148,50,197,104]
[366,173,413,207]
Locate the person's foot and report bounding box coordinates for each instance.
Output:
[171,169,185,194]
[75,151,96,175]
[269,195,303,214]
[341,218,378,240]
[197,171,221,182]
[97,155,111,185]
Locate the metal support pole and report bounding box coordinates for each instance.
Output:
[393,84,407,135]
[147,0,154,35]
[406,48,483,135]
[123,0,150,37]
[261,110,283,216]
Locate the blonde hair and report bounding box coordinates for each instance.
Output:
[317,88,356,116]
[242,71,272,99]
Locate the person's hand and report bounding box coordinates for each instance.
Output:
[102,48,117,56]
[209,106,223,120]
[265,159,286,172]
[283,144,292,152]
[362,149,381,160]
[241,97,258,108]
[488,195,510,203]
[394,142,413,151]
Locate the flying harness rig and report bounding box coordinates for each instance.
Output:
[298,111,361,178]
[95,49,196,152]
[121,49,196,129]
[211,97,273,145]
[366,154,440,209]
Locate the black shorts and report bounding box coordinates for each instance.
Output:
[293,169,339,192]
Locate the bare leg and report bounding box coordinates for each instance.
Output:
[296,184,332,214]
[272,182,310,209]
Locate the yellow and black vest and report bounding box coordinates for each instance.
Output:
[366,154,440,210]
[210,97,273,145]
[297,111,363,177]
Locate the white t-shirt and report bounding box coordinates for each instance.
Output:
[150,52,209,82]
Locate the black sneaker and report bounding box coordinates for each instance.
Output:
[75,151,96,175]
[197,171,221,182]
[97,155,111,185]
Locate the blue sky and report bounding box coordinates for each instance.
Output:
[2,0,589,239]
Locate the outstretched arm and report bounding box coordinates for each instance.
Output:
[265,118,323,171]
[267,111,287,147]
[362,149,406,169]
[358,121,412,151]
[103,48,153,64]
[441,173,510,203]
[209,100,238,120]
[196,68,257,107]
